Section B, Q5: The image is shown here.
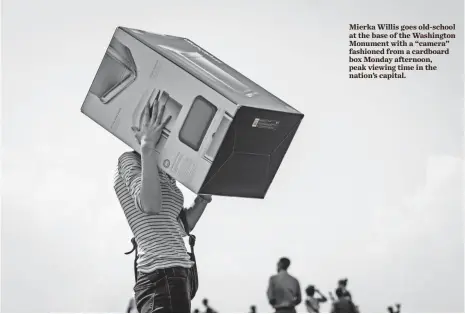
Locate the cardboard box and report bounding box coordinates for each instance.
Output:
[81,27,304,198]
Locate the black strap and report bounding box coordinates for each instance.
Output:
[125,237,138,282]
[179,209,196,259]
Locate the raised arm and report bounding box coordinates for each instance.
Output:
[118,150,164,215]
[121,88,172,215]
[316,289,328,303]
[183,195,212,232]
[140,148,164,214]
[328,291,336,302]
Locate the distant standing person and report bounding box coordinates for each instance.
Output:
[330,288,358,313]
[250,305,257,313]
[202,299,217,313]
[387,303,401,313]
[267,257,302,313]
[305,285,328,313]
[337,278,352,300]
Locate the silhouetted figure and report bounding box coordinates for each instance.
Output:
[202,298,217,313]
[305,285,328,313]
[193,309,200,313]
[337,278,352,300]
[330,288,358,313]
[250,305,257,313]
[387,303,401,313]
[267,257,302,313]
[126,297,137,313]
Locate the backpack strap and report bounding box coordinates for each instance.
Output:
[179,209,196,260]
[125,237,138,282]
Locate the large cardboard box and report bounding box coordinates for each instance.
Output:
[81,27,304,198]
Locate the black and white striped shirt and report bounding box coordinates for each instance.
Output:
[114,151,193,273]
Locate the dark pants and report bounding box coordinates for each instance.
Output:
[275,307,296,313]
[134,267,191,313]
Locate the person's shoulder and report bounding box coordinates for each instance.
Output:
[289,273,300,282]
[118,151,140,164]
[119,150,139,159]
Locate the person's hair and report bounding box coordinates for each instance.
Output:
[338,278,348,287]
[202,298,208,305]
[278,257,291,270]
[305,285,316,296]
[335,287,344,298]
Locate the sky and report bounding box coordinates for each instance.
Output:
[1,0,464,312]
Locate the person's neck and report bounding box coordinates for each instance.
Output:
[278,269,287,274]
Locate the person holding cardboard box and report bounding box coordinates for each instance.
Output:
[115,89,212,313]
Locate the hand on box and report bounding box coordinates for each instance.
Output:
[132,88,171,153]
[197,194,212,204]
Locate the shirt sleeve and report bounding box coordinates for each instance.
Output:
[117,151,144,213]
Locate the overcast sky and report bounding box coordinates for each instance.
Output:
[2,0,463,312]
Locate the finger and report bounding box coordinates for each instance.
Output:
[147,88,158,109]
[159,115,172,129]
[156,100,166,126]
[141,102,151,127]
[150,94,160,126]
[150,91,161,126]
[146,88,158,121]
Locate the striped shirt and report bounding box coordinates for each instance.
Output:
[114,151,194,273]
